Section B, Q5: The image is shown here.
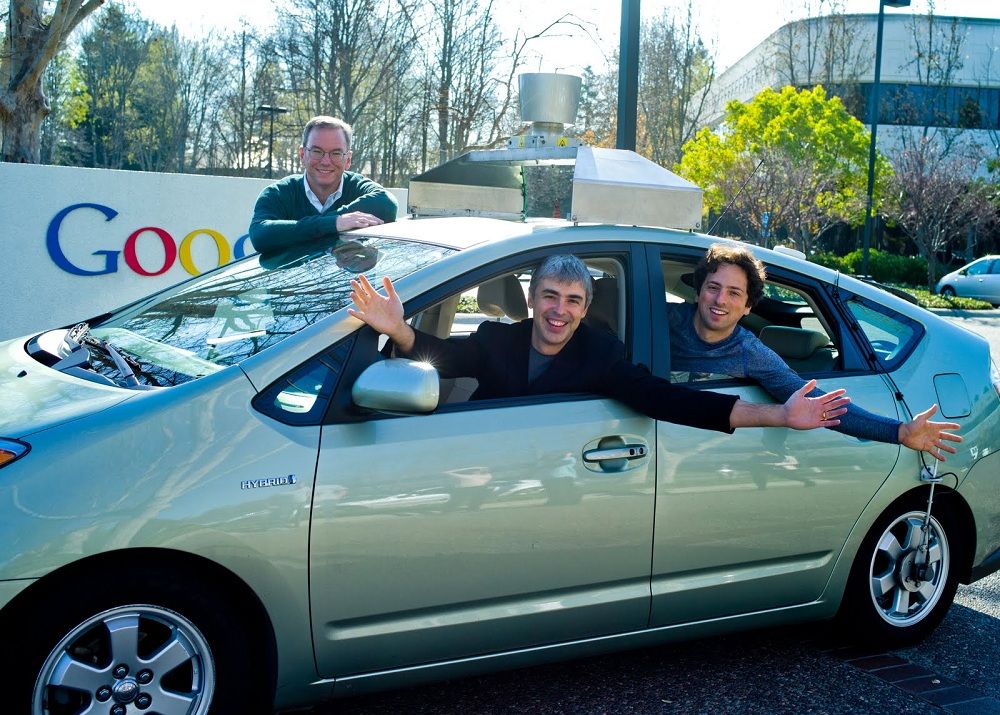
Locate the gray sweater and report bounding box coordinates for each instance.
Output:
[667,302,900,443]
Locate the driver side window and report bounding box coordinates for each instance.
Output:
[408,257,628,405]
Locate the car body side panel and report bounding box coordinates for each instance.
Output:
[0,368,322,703]
[650,378,900,624]
[958,450,1000,568]
[0,578,34,612]
[0,337,137,437]
[310,399,656,677]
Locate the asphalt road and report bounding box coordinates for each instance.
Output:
[935,307,1000,361]
[299,577,999,715]
[296,309,1000,715]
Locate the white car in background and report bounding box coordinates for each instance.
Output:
[936,255,1000,306]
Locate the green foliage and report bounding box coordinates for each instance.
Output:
[808,251,850,273]
[844,249,928,285]
[889,284,993,310]
[810,250,993,309]
[457,295,480,314]
[812,249,927,285]
[677,86,893,254]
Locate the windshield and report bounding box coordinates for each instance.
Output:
[79,237,452,386]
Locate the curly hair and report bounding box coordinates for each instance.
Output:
[692,243,767,308]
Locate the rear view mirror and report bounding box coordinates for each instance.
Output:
[352,359,440,414]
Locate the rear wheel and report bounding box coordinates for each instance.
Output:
[838,499,961,647]
[5,569,272,715]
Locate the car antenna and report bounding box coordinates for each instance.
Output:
[707,157,765,235]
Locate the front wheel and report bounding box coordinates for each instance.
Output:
[837,500,961,648]
[940,286,956,298]
[4,570,272,715]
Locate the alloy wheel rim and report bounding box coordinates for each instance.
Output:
[868,511,950,627]
[33,604,214,715]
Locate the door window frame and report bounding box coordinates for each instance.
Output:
[321,241,649,422]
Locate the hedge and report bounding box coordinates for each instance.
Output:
[810,249,928,286]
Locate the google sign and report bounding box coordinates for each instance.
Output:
[47,202,252,277]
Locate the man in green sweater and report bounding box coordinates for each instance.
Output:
[249,116,398,254]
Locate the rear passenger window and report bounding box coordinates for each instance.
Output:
[661,256,839,383]
[845,298,921,369]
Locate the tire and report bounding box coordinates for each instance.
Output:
[837,497,961,648]
[940,286,956,298]
[4,568,273,715]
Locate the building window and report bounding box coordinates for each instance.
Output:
[818,83,1000,130]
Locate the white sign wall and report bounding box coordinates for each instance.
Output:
[0,163,405,340]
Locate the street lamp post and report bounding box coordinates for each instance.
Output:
[257,104,289,179]
[616,0,641,151]
[861,0,910,277]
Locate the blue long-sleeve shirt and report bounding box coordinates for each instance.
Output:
[666,302,900,444]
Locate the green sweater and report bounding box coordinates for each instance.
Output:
[249,172,398,254]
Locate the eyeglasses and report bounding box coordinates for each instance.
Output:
[305,146,350,161]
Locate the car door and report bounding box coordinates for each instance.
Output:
[958,258,994,301]
[646,246,901,626]
[309,245,658,678]
[983,259,1000,305]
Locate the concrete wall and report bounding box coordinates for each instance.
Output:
[0,163,405,341]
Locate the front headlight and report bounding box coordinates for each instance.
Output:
[0,439,29,469]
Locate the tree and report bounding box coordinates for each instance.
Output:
[677,85,891,254]
[890,138,997,288]
[276,0,418,176]
[881,5,998,282]
[768,0,868,116]
[77,3,153,169]
[576,64,615,148]
[38,47,88,164]
[1,0,104,162]
[208,27,284,176]
[638,2,715,166]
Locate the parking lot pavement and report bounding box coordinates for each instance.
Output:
[933,308,1000,359]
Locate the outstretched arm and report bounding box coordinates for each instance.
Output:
[348,274,416,353]
[729,379,850,429]
[334,177,398,223]
[899,404,962,461]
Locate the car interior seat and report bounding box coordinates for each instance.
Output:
[758,325,837,373]
[438,274,528,405]
[584,276,620,337]
[413,294,461,339]
[477,274,528,322]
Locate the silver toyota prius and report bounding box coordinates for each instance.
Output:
[2,218,999,714]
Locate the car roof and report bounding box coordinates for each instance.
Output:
[353,216,558,250]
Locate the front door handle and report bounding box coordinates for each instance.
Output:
[583,445,648,462]
[582,436,649,472]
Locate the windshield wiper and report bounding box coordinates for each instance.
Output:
[57,322,143,388]
[83,333,142,388]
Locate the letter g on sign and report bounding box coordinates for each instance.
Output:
[46,203,121,276]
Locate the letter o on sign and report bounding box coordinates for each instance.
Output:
[123,227,176,276]
[179,229,232,276]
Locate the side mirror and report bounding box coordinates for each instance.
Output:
[352,358,440,414]
[959,268,968,276]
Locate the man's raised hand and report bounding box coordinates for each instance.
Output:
[783,379,850,430]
